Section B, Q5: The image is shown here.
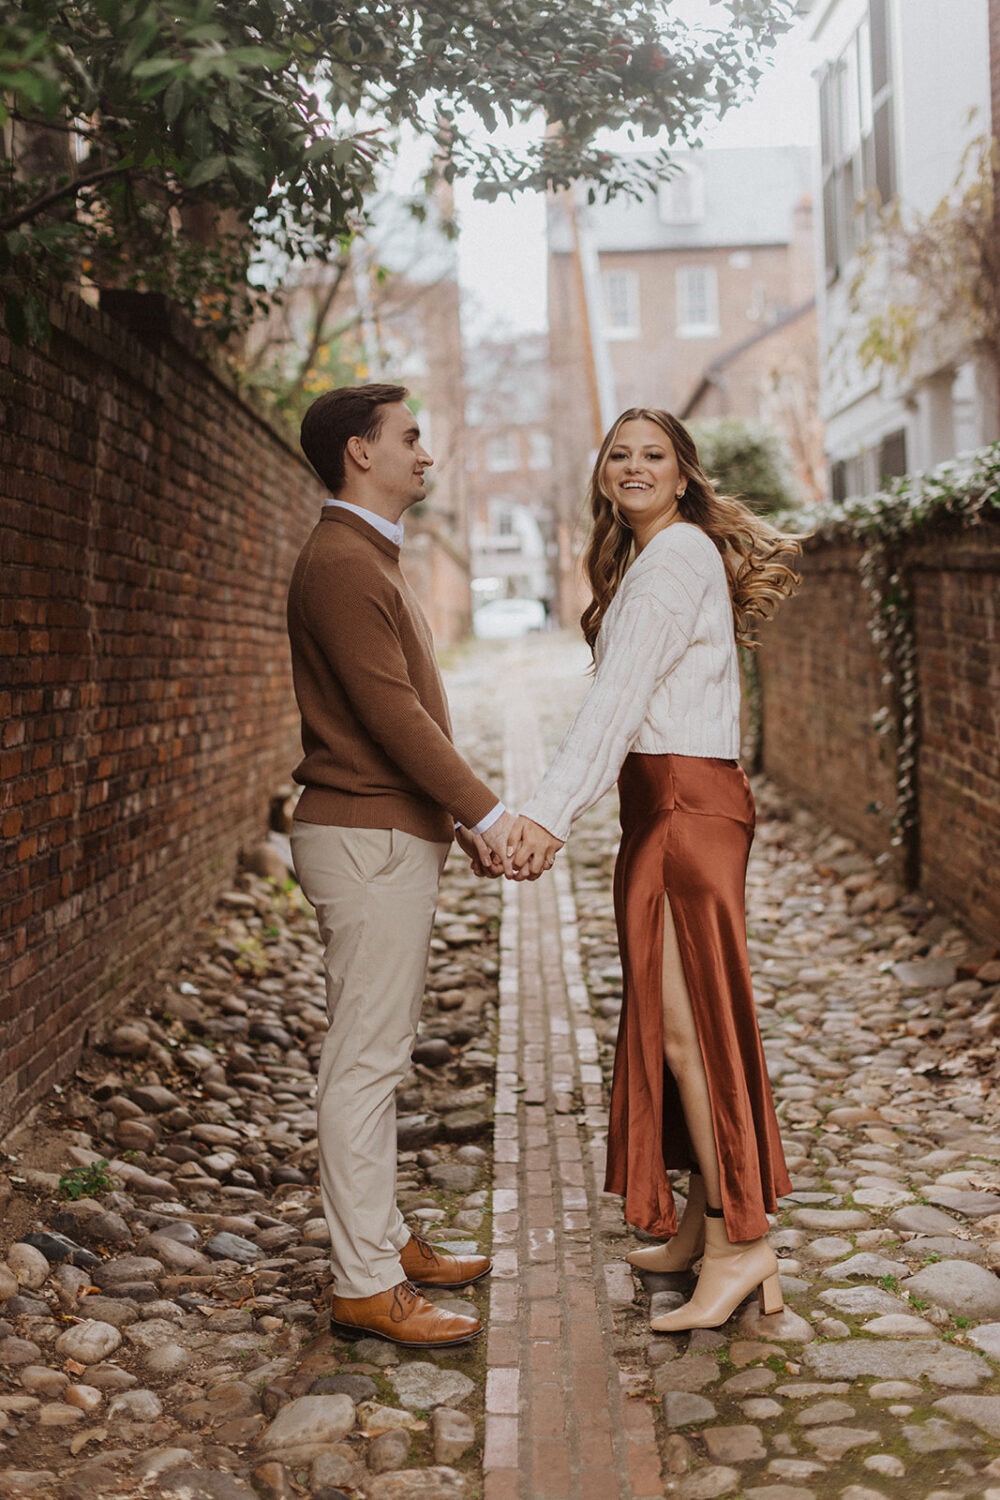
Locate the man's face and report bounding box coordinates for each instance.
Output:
[369,402,433,511]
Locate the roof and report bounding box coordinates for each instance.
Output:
[549,146,815,254]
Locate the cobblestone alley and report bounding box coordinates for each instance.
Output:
[0,634,999,1500]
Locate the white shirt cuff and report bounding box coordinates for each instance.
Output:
[457,802,506,836]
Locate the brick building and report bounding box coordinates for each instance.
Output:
[547,146,821,619]
[803,0,998,497]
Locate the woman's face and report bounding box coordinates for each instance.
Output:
[602,418,685,538]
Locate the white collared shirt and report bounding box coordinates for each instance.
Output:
[324,498,404,548]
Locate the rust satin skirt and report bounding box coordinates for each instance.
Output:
[604,753,791,1243]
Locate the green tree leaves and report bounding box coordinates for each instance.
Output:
[1,0,795,341]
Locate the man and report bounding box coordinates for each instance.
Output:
[287,383,515,1348]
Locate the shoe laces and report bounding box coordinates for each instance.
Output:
[408,1232,442,1266]
[390,1280,423,1323]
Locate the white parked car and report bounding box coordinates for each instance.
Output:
[472,597,547,640]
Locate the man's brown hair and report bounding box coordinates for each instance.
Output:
[300,383,409,494]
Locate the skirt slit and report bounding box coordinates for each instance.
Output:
[605,753,791,1243]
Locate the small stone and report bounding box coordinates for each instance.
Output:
[0,1264,18,1300]
[664,1392,718,1426]
[64,1384,103,1413]
[737,1305,815,1342]
[902,1261,1000,1320]
[363,1470,468,1499]
[889,1205,962,1235]
[0,1336,43,1366]
[37,1402,85,1426]
[428,1164,480,1192]
[257,1394,356,1459]
[55,1321,123,1365]
[368,1427,411,1472]
[158,1469,259,1499]
[75,1296,139,1327]
[108,1388,163,1420]
[789,1209,871,1232]
[903,1416,969,1453]
[677,1464,741,1498]
[863,1314,938,1337]
[968,1324,1000,1359]
[819,1287,905,1316]
[804,1340,989,1388]
[412,1039,453,1066]
[924,1187,1000,1220]
[820,1253,908,1281]
[104,1024,151,1057]
[131,1447,198,1479]
[702,1425,767,1463]
[311,1373,377,1402]
[433,1406,475,1464]
[654,1355,721,1393]
[310,1445,366,1490]
[6,1243,50,1290]
[795,1399,856,1425]
[204,1232,263,1264]
[19,1366,69,1396]
[865,1454,905,1477]
[388,1361,475,1411]
[801,1427,879,1460]
[933,1396,1000,1439]
[130,1085,181,1112]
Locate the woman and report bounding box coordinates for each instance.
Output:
[508,408,800,1332]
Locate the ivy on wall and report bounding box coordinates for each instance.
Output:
[782,442,1000,884]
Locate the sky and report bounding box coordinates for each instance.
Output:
[452,5,820,338]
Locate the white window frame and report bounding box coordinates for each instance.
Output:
[657,165,705,225]
[601,268,640,340]
[528,430,552,471]
[485,433,518,472]
[675,265,719,339]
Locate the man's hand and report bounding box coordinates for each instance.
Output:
[508,815,565,880]
[455,823,502,879]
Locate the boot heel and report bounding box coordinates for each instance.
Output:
[757,1271,783,1316]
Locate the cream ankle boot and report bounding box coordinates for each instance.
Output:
[626,1173,707,1273]
[649,1214,782,1331]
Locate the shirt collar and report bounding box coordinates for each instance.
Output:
[324,499,404,547]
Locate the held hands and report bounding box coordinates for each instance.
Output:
[460,811,565,881]
[454,823,503,879]
[506,815,565,880]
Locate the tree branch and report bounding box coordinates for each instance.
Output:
[0,161,133,233]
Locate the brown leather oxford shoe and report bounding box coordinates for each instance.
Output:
[329,1279,482,1348]
[400,1232,492,1289]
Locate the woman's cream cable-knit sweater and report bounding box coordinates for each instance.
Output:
[521,522,742,842]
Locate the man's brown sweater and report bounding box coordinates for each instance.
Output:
[287,507,497,843]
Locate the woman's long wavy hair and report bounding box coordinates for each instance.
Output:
[580,408,803,651]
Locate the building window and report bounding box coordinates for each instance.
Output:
[676,266,719,338]
[657,164,705,224]
[601,268,640,339]
[819,0,895,284]
[486,433,518,472]
[878,428,907,483]
[528,431,552,471]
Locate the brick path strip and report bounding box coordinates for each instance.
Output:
[484,709,664,1500]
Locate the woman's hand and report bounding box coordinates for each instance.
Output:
[508,816,565,880]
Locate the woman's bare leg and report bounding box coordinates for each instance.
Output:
[661,898,722,1210]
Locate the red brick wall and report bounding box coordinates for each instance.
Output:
[909,525,1000,941]
[0,292,325,1134]
[758,517,1000,943]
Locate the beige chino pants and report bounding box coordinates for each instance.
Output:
[290,821,449,1299]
